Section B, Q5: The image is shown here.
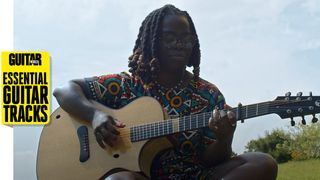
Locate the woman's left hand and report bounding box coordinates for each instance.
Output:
[208,104,237,142]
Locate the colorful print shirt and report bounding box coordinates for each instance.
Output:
[85,72,226,180]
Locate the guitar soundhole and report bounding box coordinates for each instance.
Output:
[113,154,120,158]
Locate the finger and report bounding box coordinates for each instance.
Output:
[102,119,120,133]
[227,110,235,120]
[224,104,232,110]
[209,117,222,133]
[219,110,227,118]
[102,121,120,135]
[104,133,118,147]
[107,116,116,125]
[108,116,125,128]
[213,107,220,121]
[114,119,126,128]
[100,127,119,146]
[208,117,215,129]
[94,131,106,149]
[212,125,219,132]
[227,110,237,127]
[111,125,120,135]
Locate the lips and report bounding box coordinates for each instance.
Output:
[170,54,185,58]
[169,52,186,58]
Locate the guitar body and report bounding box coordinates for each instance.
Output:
[37,97,173,180]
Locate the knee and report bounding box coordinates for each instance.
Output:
[105,171,145,180]
[244,152,278,176]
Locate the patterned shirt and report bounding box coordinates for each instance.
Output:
[85,72,226,180]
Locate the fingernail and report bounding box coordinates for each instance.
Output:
[227,111,235,119]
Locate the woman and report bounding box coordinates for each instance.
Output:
[54,4,277,180]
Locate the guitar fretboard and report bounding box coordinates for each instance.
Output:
[130,101,271,142]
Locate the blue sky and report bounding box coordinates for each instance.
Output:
[14,0,320,179]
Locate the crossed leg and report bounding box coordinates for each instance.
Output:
[105,152,277,180]
[210,152,278,180]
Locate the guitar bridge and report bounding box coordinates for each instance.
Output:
[77,126,90,162]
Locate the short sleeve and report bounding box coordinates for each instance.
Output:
[84,73,130,109]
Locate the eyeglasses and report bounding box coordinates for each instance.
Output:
[160,32,196,49]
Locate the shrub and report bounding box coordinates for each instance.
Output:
[244,122,320,163]
[245,129,292,163]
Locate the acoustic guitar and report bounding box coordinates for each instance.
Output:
[37,93,320,179]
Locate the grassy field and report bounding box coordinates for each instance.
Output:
[277,159,320,180]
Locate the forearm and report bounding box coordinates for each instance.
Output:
[53,80,97,122]
[202,136,233,167]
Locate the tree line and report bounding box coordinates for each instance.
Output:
[245,122,320,163]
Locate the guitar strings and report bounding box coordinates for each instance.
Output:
[115,99,316,140]
[122,103,306,136]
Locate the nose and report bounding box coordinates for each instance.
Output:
[175,40,184,49]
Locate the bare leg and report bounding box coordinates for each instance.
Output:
[105,152,277,180]
[105,171,149,180]
[211,152,278,180]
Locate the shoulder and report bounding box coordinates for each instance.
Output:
[196,77,226,109]
[83,72,133,98]
[196,77,220,93]
[95,71,132,84]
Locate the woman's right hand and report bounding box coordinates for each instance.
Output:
[92,110,125,149]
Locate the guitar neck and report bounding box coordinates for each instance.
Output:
[130,101,271,142]
[232,101,271,122]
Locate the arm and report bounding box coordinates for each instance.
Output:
[201,105,236,167]
[53,79,124,148]
[201,129,234,167]
[53,79,97,122]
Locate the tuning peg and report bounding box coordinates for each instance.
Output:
[285,92,291,97]
[312,114,318,123]
[301,116,306,125]
[309,92,313,96]
[290,117,295,126]
[297,92,303,96]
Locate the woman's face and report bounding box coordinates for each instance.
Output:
[158,15,194,72]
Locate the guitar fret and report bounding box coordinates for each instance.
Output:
[134,126,138,141]
[185,116,190,130]
[151,123,155,138]
[158,122,161,137]
[143,124,146,140]
[169,120,172,134]
[202,113,206,126]
[195,114,199,129]
[150,123,153,138]
[130,127,134,142]
[159,122,162,136]
[165,121,168,135]
[186,116,193,128]
[135,127,138,141]
[198,114,203,128]
[138,125,142,140]
[189,115,192,130]
[245,106,248,118]
[154,123,157,137]
[182,116,185,131]
[152,122,156,138]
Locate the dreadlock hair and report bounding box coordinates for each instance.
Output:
[128,4,201,87]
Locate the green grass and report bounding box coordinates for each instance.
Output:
[277,159,320,180]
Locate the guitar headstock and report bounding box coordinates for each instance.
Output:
[271,92,320,126]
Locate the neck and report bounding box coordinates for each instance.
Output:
[156,68,186,88]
